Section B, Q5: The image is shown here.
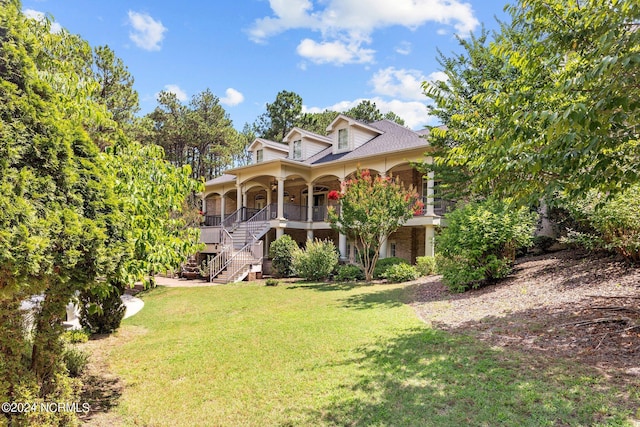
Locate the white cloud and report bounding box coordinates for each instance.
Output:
[304,97,436,129]
[160,84,187,102]
[296,38,374,65]
[220,88,245,106]
[395,41,412,55]
[127,11,167,51]
[370,67,448,101]
[23,9,62,33]
[248,0,479,63]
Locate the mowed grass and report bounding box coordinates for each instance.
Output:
[104,281,635,426]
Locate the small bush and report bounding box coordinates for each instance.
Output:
[561,185,640,262]
[269,235,299,278]
[79,283,126,335]
[532,235,557,252]
[63,347,89,377]
[383,263,419,283]
[265,278,280,286]
[61,329,90,344]
[336,264,365,282]
[373,257,408,279]
[415,256,437,276]
[292,239,339,281]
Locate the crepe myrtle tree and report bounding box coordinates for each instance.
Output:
[328,169,423,281]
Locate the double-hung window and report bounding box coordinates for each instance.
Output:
[293,140,302,159]
[256,149,264,163]
[338,128,348,150]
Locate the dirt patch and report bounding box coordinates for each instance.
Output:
[411,249,640,385]
[77,334,126,426]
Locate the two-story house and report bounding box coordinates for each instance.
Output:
[199,114,449,283]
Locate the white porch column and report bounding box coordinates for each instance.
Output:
[277,177,285,219]
[379,235,388,259]
[276,228,284,239]
[266,187,272,207]
[425,225,435,257]
[307,229,314,241]
[338,234,347,261]
[220,195,226,223]
[426,171,435,216]
[201,196,206,213]
[242,190,248,210]
[306,182,314,222]
[236,184,242,210]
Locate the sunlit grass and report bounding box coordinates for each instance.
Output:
[102,281,634,426]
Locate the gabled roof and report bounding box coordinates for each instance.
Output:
[248,138,289,152]
[305,119,429,165]
[283,127,332,145]
[326,114,384,135]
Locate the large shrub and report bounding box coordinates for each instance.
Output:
[437,199,537,292]
[562,185,640,262]
[79,283,126,334]
[292,239,339,281]
[269,235,299,278]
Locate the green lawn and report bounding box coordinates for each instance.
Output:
[103,281,634,426]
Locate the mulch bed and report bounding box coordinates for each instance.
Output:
[410,249,640,382]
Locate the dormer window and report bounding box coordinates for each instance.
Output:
[293,140,302,160]
[338,128,348,150]
[256,149,264,163]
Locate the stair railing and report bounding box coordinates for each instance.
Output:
[223,240,264,282]
[209,228,233,281]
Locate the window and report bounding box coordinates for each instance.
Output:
[390,242,397,257]
[293,140,302,159]
[256,149,264,163]
[338,128,348,150]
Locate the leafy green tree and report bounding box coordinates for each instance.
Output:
[345,100,406,125]
[256,90,303,141]
[92,45,139,127]
[295,110,339,135]
[148,89,241,181]
[422,1,640,203]
[328,169,422,281]
[0,1,126,414]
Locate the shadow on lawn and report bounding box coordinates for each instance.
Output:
[287,281,367,292]
[311,327,633,426]
[339,284,421,310]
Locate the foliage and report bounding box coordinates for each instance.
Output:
[383,263,419,283]
[265,278,280,286]
[0,3,126,415]
[255,90,303,141]
[328,169,421,281]
[422,1,640,203]
[79,284,126,334]
[61,329,90,344]
[63,347,89,377]
[296,110,339,135]
[561,185,640,262]
[344,100,406,125]
[415,256,438,276]
[269,235,299,278]
[373,257,409,280]
[104,140,204,285]
[437,199,537,292]
[336,264,365,282]
[147,89,242,180]
[292,239,339,281]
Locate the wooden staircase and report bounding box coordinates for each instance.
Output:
[207,205,271,284]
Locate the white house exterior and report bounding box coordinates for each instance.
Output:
[199,114,449,282]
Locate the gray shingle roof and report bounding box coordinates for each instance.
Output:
[305,119,429,165]
[204,173,236,186]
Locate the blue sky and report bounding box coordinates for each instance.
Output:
[22,0,511,130]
